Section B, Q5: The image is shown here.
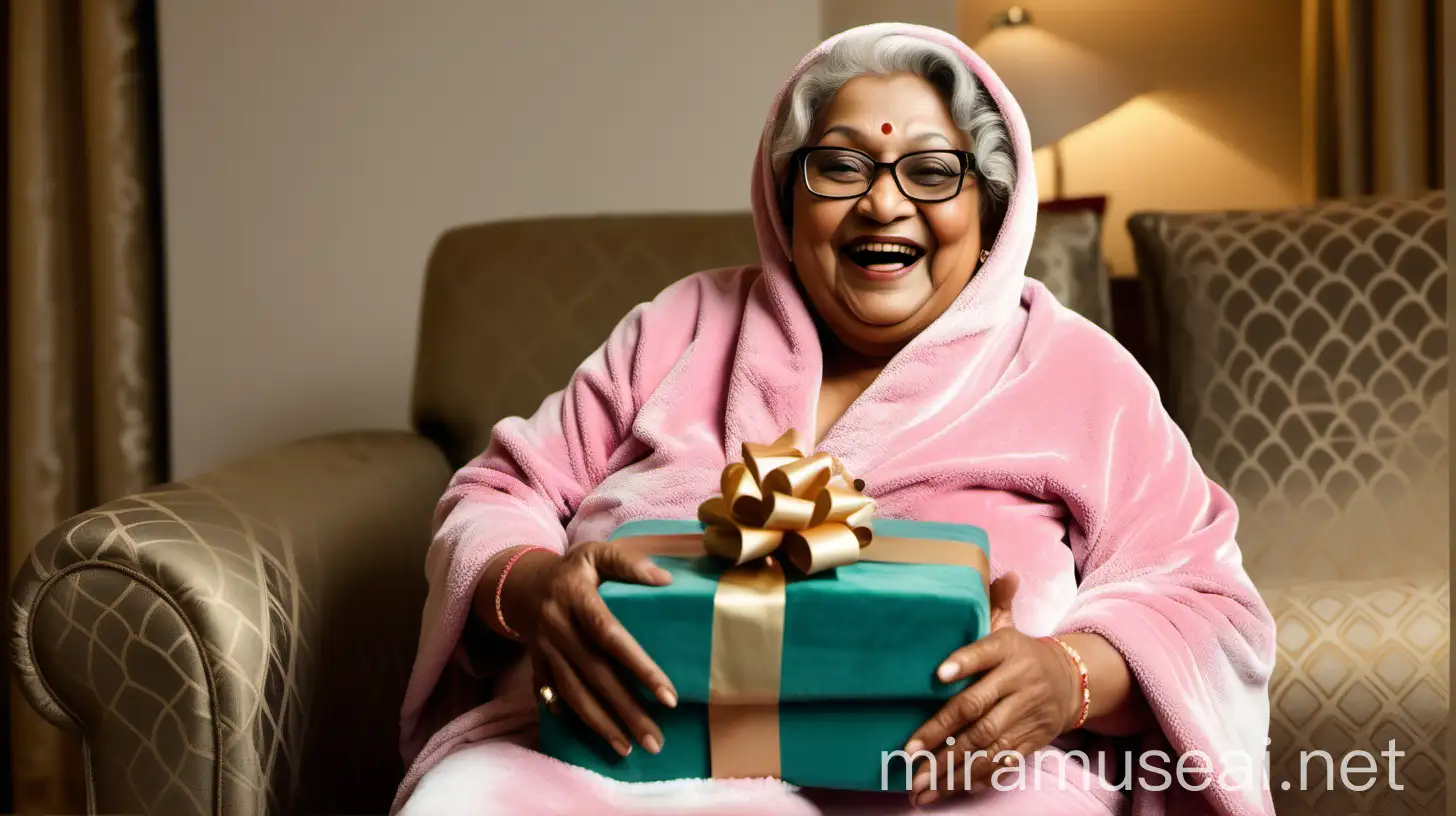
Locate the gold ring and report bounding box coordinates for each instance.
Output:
[538,684,558,710]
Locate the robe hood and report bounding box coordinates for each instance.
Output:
[747,23,1038,353]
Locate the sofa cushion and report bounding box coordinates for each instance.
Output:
[1026,207,1112,331]
[1127,192,1448,587]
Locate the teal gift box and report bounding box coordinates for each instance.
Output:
[537,517,990,792]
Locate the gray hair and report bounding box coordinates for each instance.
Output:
[770,30,1017,238]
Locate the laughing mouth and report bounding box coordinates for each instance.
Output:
[841,240,927,273]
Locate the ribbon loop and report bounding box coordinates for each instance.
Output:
[721,463,761,504]
[760,451,833,499]
[698,429,876,575]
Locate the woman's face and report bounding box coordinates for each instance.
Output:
[790,72,982,359]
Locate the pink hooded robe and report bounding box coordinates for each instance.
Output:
[393,23,1277,816]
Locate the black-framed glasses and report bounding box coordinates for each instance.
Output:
[792,146,978,204]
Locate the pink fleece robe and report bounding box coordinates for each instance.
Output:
[393,23,1277,816]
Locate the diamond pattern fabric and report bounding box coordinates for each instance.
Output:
[9,431,451,815]
[1263,575,1448,815]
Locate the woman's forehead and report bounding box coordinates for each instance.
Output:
[821,102,966,153]
[812,76,966,151]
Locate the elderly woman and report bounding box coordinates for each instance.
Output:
[393,23,1275,816]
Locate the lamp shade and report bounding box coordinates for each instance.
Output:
[972,24,1142,149]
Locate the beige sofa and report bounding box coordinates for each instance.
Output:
[7,198,1444,815]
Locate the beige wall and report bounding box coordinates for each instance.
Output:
[158,1,821,478]
[959,0,1307,276]
[160,2,1308,476]
[822,0,957,36]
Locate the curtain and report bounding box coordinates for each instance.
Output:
[6,0,167,812]
[1302,0,1444,198]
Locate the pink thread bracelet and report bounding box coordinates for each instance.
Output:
[495,546,551,640]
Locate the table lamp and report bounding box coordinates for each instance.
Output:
[971,6,1142,201]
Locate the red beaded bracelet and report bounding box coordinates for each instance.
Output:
[494,546,551,640]
[1043,635,1091,730]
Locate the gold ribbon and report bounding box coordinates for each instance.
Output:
[697,430,874,575]
[617,430,991,782]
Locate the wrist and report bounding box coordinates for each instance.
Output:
[1041,635,1090,732]
[479,546,559,640]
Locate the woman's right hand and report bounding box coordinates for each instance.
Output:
[507,541,679,758]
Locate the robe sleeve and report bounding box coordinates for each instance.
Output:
[398,272,705,764]
[1051,363,1278,816]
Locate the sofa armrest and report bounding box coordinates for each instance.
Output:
[1262,572,1449,816]
[9,430,452,816]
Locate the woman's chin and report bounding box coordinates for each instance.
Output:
[838,290,929,329]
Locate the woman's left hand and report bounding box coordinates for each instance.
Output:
[901,573,1083,807]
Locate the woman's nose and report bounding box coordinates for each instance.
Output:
[856,171,916,222]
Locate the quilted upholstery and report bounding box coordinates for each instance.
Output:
[1128,191,1449,815]
[412,209,1114,467]
[1263,575,1449,816]
[9,431,451,815]
[1129,192,1448,585]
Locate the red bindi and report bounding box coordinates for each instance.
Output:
[881,122,893,135]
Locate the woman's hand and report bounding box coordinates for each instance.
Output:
[902,573,1082,807]
[503,541,680,758]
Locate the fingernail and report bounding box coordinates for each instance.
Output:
[917,788,942,806]
[612,738,632,757]
[936,661,958,682]
[903,739,924,755]
[642,734,661,754]
[652,567,673,583]
[658,687,678,708]
[911,769,930,794]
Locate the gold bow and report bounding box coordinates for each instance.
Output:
[696,430,875,575]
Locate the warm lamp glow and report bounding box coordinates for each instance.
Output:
[1032,96,1303,275]
[973,18,1142,150]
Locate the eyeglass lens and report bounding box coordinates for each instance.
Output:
[803,149,966,202]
